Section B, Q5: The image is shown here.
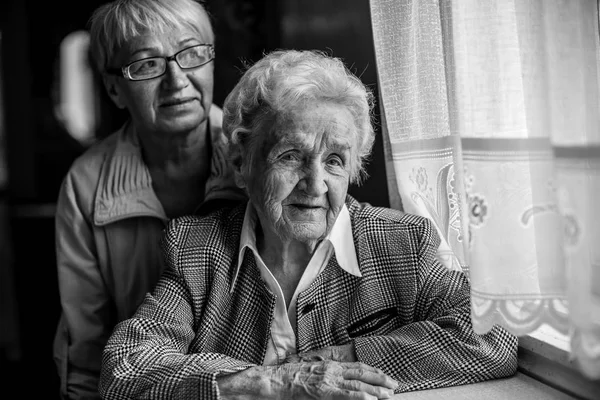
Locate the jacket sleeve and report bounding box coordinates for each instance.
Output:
[54,172,111,400]
[99,221,255,400]
[353,218,518,392]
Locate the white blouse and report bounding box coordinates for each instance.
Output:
[234,202,361,365]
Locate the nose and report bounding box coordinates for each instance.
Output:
[299,161,328,197]
[162,60,189,90]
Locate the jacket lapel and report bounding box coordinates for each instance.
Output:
[295,254,362,352]
[224,249,276,364]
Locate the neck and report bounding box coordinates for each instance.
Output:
[134,122,212,218]
[257,227,318,277]
[136,121,210,174]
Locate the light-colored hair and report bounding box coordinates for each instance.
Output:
[222,49,376,185]
[88,0,214,74]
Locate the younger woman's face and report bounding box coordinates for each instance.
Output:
[104,27,214,136]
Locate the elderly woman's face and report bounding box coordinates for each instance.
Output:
[105,27,214,135]
[243,102,356,245]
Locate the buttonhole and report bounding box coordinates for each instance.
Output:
[302,303,315,314]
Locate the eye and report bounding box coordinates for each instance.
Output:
[278,151,301,163]
[129,58,161,74]
[178,46,207,66]
[326,154,344,167]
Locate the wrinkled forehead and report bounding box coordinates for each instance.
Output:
[110,27,206,67]
[123,28,199,51]
[107,18,212,66]
[267,104,357,151]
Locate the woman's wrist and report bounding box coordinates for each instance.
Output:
[216,366,281,400]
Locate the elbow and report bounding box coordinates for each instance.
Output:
[98,353,117,399]
[482,325,519,378]
[98,346,133,399]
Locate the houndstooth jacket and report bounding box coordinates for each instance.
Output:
[99,195,518,399]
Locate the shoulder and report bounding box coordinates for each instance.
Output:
[346,195,441,256]
[347,196,438,237]
[62,130,120,189]
[56,130,121,210]
[161,202,246,266]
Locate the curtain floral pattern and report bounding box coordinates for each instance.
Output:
[369,0,600,379]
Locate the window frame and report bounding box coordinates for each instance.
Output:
[518,333,600,400]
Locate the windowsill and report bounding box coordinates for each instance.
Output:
[518,327,600,400]
[527,324,570,353]
[393,372,577,399]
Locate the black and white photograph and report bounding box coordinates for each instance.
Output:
[0,1,598,399]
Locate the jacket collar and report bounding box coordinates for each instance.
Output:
[230,201,361,293]
[93,121,167,226]
[93,106,228,226]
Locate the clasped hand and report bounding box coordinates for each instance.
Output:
[272,359,398,400]
[217,344,398,399]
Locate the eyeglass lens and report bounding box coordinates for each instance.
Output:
[127,45,213,80]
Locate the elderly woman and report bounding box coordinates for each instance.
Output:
[99,50,518,399]
[53,0,246,398]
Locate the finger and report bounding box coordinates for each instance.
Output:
[298,349,329,361]
[339,379,396,399]
[341,361,385,375]
[330,388,378,400]
[284,354,302,363]
[300,354,325,362]
[342,367,398,390]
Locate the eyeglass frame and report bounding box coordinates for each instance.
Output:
[105,44,215,82]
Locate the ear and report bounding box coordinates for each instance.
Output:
[234,171,246,189]
[102,74,127,110]
[233,158,247,190]
[230,148,247,189]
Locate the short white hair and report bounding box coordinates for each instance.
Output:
[88,0,214,74]
[222,49,376,184]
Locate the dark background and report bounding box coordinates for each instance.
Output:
[0,0,388,397]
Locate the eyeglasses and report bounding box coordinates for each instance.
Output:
[106,44,215,81]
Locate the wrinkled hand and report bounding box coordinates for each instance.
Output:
[273,360,398,400]
[285,343,357,363]
[217,360,399,400]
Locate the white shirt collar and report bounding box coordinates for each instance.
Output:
[230,202,361,293]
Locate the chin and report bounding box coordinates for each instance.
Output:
[162,117,205,135]
[284,223,327,243]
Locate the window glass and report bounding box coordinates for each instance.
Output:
[54,30,97,146]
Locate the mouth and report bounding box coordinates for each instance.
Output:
[291,204,326,210]
[160,97,197,107]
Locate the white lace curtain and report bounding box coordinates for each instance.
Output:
[369,0,600,379]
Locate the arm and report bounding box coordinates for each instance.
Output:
[54,173,111,400]
[352,219,518,392]
[99,263,255,400]
[216,361,397,400]
[100,221,398,400]
[99,266,398,400]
